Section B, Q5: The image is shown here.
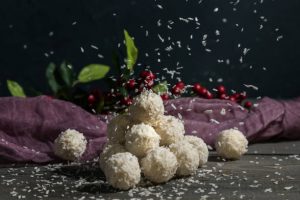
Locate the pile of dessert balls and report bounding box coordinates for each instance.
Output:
[54,90,248,190]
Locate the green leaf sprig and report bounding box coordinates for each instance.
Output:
[7,80,26,97]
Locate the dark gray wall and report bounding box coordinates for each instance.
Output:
[0,0,300,98]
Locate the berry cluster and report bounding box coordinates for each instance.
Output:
[191,83,252,108]
[87,69,252,113]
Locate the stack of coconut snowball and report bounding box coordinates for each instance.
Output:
[99,90,209,190]
[53,90,249,191]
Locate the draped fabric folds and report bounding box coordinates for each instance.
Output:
[0,96,299,163]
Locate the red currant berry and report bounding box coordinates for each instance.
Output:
[231,93,240,99]
[144,78,155,88]
[161,93,169,101]
[140,70,155,80]
[244,101,252,109]
[217,85,226,94]
[121,97,133,106]
[172,85,182,95]
[198,87,208,96]
[126,79,136,90]
[139,71,148,78]
[229,96,237,102]
[219,93,228,100]
[205,91,213,99]
[193,83,202,93]
[175,81,185,90]
[88,94,96,105]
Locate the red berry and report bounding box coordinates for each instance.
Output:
[217,85,226,94]
[244,101,252,109]
[198,87,208,96]
[219,93,228,100]
[161,93,169,101]
[231,93,240,99]
[175,81,185,90]
[205,91,213,99]
[88,94,96,105]
[172,85,182,95]
[126,79,136,89]
[229,96,237,102]
[144,78,155,88]
[139,71,148,78]
[140,70,155,80]
[121,97,133,106]
[193,83,202,93]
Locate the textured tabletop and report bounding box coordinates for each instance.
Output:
[1,140,300,200]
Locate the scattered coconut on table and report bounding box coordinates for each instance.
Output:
[53,90,249,190]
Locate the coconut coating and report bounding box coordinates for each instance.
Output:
[99,143,127,171]
[169,141,199,176]
[107,114,132,144]
[215,129,248,160]
[129,90,164,122]
[184,135,209,167]
[125,123,160,158]
[105,152,141,190]
[53,129,87,161]
[151,115,185,146]
[141,147,178,183]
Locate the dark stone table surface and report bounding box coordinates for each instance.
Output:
[1,141,299,200]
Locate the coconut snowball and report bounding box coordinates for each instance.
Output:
[169,141,199,176]
[141,147,178,183]
[107,114,132,144]
[99,143,127,171]
[151,115,185,146]
[215,129,248,160]
[53,129,87,161]
[129,90,164,122]
[184,135,209,167]
[125,123,160,158]
[105,152,141,190]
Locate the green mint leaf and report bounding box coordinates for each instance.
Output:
[59,61,74,87]
[152,81,168,94]
[78,64,110,83]
[46,62,61,93]
[124,30,138,71]
[7,80,26,97]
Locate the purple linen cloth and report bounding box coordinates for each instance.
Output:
[0,96,108,163]
[0,96,299,163]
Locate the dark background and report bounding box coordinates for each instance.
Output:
[0,0,299,98]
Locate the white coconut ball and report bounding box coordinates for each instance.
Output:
[151,115,185,146]
[53,129,87,161]
[141,147,178,183]
[184,135,209,167]
[99,143,126,171]
[107,114,132,144]
[105,152,141,190]
[215,129,248,160]
[125,123,160,158]
[129,90,164,122]
[169,141,199,176]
